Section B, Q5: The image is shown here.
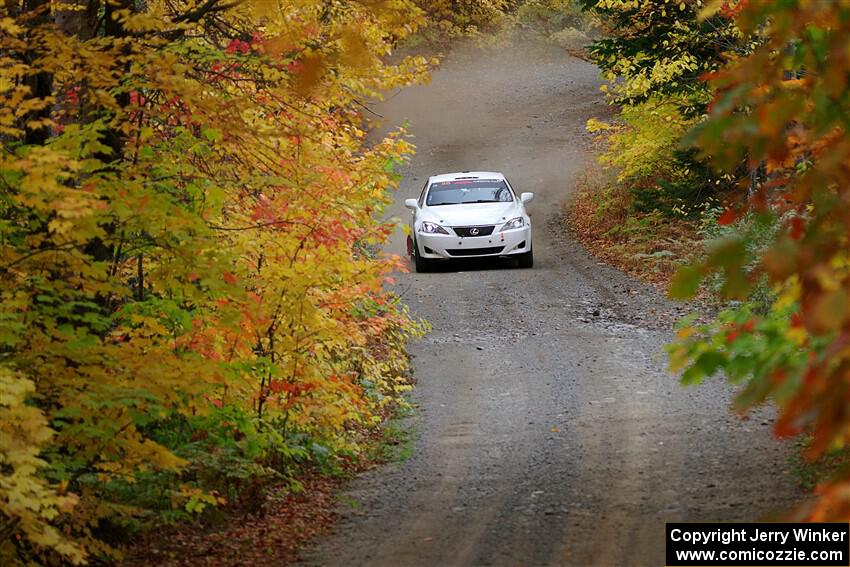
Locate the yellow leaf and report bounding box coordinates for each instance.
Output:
[676,326,696,340]
[697,0,724,20]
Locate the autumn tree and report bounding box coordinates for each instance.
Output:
[582,0,744,215]
[413,0,512,35]
[0,0,429,563]
[584,0,743,109]
[669,1,850,520]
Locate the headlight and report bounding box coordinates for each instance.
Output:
[420,221,449,235]
[500,217,524,231]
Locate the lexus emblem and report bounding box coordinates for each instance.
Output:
[470,227,480,236]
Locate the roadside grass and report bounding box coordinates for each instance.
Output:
[119,385,417,566]
[328,404,414,526]
[789,437,850,493]
[568,172,701,291]
[366,402,416,465]
[337,494,363,511]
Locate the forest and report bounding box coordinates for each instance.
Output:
[2,0,850,564]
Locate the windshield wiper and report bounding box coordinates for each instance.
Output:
[429,200,508,206]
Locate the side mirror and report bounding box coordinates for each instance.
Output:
[404,199,419,211]
[521,192,534,204]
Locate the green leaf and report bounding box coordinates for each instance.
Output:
[669,264,703,299]
[681,351,726,385]
[202,128,222,142]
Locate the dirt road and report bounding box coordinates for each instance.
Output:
[299,39,798,567]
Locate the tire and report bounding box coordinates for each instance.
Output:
[413,241,434,273]
[516,247,533,269]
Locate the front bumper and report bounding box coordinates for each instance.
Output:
[416,226,531,259]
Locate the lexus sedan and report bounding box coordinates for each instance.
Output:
[404,172,534,272]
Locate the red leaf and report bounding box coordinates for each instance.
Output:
[770,369,787,385]
[287,60,304,74]
[804,368,819,385]
[773,417,798,439]
[225,39,250,55]
[789,216,806,240]
[717,208,737,226]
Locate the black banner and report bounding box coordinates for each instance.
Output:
[666,523,849,566]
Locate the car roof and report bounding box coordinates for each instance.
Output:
[428,171,506,184]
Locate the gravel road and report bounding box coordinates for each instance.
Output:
[299,38,799,567]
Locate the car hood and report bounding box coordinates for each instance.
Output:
[420,202,521,226]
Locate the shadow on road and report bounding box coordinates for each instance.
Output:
[411,256,530,273]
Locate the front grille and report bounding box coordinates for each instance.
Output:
[446,246,504,257]
[452,225,495,237]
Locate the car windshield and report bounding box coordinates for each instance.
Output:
[426,179,513,206]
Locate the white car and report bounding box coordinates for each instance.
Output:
[404,171,534,272]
